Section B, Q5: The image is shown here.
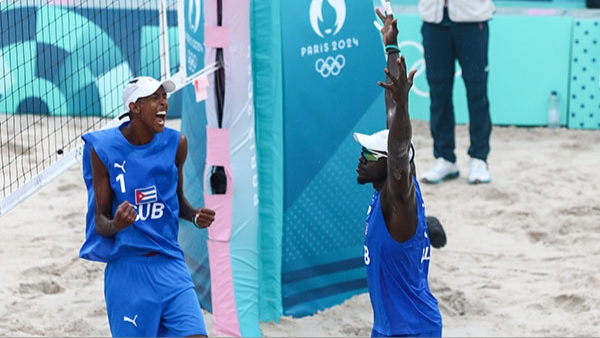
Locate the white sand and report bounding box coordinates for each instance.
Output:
[1,119,599,337]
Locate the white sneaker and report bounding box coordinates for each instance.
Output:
[468,158,491,184]
[421,158,460,184]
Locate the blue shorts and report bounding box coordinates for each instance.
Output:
[371,328,442,337]
[104,254,207,337]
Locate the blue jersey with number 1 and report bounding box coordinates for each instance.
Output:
[79,122,184,262]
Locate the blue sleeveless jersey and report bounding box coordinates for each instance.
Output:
[364,177,442,335]
[79,123,185,262]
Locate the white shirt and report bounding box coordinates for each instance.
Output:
[418,0,496,24]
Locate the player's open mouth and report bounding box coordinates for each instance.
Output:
[156,111,167,125]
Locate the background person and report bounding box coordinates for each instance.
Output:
[418,0,496,184]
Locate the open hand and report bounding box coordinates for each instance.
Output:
[377,55,416,103]
[375,7,398,46]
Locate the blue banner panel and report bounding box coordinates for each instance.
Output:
[281,0,386,317]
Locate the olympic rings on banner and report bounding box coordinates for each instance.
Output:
[315,55,346,78]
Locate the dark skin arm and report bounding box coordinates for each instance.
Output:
[91,148,136,237]
[375,9,418,243]
[376,8,418,178]
[176,133,215,228]
[375,8,400,129]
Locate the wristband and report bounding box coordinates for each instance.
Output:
[192,214,199,228]
[385,45,400,53]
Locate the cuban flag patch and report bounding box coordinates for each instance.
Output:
[135,186,157,205]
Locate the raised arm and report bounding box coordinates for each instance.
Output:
[379,56,416,189]
[375,8,400,128]
[375,9,418,243]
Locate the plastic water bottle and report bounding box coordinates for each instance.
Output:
[547,91,560,129]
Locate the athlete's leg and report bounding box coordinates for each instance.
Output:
[104,257,162,337]
[153,256,207,337]
[158,287,207,337]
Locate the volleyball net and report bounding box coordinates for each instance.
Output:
[0,0,184,215]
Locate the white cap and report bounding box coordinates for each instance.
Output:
[353,129,389,153]
[119,76,176,119]
[353,129,415,162]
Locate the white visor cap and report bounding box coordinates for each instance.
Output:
[354,129,415,162]
[120,76,176,119]
[353,129,389,154]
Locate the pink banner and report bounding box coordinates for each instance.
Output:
[201,0,261,335]
[204,125,239,336]
[204,25,230,48]
[205,126,230,166]
[205,127,234,241]
[207,240,241,337]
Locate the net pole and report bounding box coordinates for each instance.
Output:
[159,0,171,79]
[177,0,187,79]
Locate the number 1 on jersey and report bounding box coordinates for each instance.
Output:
[116,173,126,193]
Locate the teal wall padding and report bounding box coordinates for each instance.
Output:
[487,14,572,127]
[568,15,600,129]
[393,11,573,127]
[250,0,284,323]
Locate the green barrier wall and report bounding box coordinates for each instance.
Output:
[381,2,600,129]
[392,8,572,127]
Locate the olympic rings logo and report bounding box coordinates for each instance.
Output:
[315,55,346,78]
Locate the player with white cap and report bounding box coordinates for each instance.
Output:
[80,76,215,337]
[353,7,443,337]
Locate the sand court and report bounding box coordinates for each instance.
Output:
[0,119,599,337]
